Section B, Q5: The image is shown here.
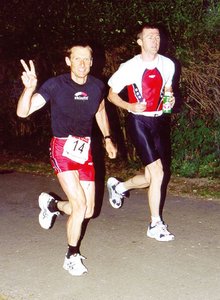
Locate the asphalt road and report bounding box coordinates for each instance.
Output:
[0,171,220,300]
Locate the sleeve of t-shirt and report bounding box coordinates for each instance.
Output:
[164,60,175,88]
[100,80,106,100]
[95,77,106,101]
[108,62,131,94]
[37,78,54,103]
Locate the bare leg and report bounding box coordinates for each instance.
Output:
[80,180,95,218]
[57,171,95,246]
[123,173,150,190]
[124,159,163,218]
[146,159,164,218]
[57,181,95,219]
[57,200,71,215]
[119,159,163,218]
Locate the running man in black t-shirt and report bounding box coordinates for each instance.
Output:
[17,42,117,276]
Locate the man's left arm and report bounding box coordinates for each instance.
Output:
[95,100,117,159]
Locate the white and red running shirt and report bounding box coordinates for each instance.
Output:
[108,54,175,116]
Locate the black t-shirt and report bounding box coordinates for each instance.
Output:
[37,73,105,137]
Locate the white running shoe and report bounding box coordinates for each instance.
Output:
[38,192,60,230]
[107,177,126,209]
[147,221,175,242]
[63,254,88,276]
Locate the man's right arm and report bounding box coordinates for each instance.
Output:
[107,88,130,111]
[17,59,46,118]
[17,90,46,118]
[108,88,146,114]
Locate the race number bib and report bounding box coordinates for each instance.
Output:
[62,135,91,164]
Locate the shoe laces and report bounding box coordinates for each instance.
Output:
[68,254,86,269]
[156,222,171,235]
[69,254,86,262]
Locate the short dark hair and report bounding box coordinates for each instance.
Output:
[137,23,160,40]
[64,41,93,57]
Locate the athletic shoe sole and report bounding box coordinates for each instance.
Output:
[147,230,175,242]
[38,192,59,230]
[107,177,123,209]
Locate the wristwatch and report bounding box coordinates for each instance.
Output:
[104,135,112,140]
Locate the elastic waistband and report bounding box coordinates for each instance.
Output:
[53,136,68,140]
[53,135,90,140]
[130,110,163,117]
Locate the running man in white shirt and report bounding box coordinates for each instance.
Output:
[107,24,175,242]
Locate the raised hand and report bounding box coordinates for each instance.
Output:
[20,59,37,89]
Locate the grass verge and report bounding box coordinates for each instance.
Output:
[0,154,219,201]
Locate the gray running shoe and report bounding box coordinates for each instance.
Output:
[38,192,60,229]
[107,177,126,209]
[63,254,88,276]
[147,221,175,242]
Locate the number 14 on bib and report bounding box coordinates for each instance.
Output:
[62,135,91,164]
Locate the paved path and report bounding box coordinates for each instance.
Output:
[0,172,220,300]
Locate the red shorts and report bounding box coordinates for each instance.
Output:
[49,137,95,181]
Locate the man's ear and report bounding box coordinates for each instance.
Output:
[65,57,71,66]
[137,38,142,47]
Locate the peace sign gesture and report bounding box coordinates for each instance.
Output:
[20,59,37,89]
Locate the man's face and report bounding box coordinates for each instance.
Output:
[138,28,160,55]
[65,46,93,81]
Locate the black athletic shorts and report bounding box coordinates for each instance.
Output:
[126,113,171,168]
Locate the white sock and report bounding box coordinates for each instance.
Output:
[115,182,127,194]
[151,216,161,226]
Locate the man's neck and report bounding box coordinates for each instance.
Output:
[71,73,88,85]
[141,52,158,62]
